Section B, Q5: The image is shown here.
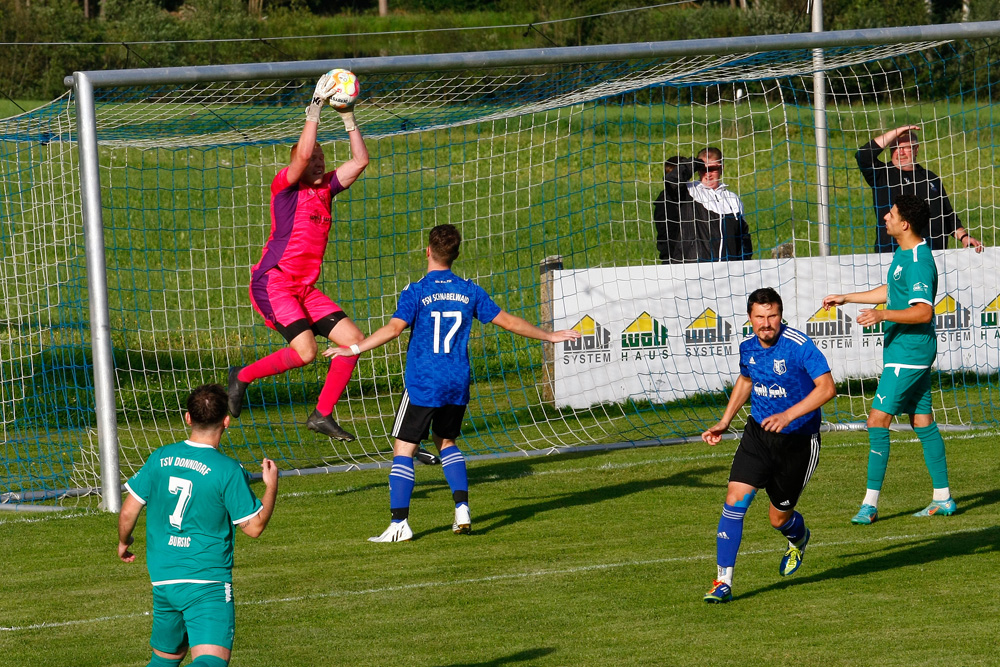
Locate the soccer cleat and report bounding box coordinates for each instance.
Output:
[368,519,413,543]
[779,528,809,577]
[227,366,250,417]
[453,504,471,535]
[703,580,733,604]
[415,448,441,465]
[851,504,879,525]
[913,498,957,517]
[305,409,355,441]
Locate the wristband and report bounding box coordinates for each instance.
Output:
[350,344,361,356]
[957,232,968,243]
[305,103,322,124]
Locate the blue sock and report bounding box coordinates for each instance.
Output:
[716,503,748,568]
[389,456,415,521]
[440,447,469,507]
[777,511,807,546]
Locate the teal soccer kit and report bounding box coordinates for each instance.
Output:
[125,440,263,652]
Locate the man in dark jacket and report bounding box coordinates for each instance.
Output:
[652,147,753,263]
[856,125,983,253]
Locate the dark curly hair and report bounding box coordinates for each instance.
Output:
[894,194,931,237]
[187,384,228,428]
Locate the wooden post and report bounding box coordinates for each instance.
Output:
[539,255,562,404]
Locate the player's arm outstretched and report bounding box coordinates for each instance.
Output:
[823,286,931,327]
[489,310,581,343]
[701,374,752,445]
[324,318,409,359]
[822,286,887,309]
[117,493,144,563]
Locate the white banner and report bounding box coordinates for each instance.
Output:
[552,249,1000,410]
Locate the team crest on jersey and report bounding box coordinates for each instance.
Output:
[805,306,853,351]
[773,358,787,375]
[893,265,903,281]
[562,315,612,366]
[935,295,972,345]
[621,312,670,362]
[684,308,733,357]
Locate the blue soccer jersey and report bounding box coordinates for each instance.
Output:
[738,325,832,434]
[393,269,503,407]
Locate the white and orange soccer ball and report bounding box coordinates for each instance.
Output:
[325,69,360,110]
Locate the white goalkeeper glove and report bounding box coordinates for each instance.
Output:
[306,73,335,124]
[337,107,357,133]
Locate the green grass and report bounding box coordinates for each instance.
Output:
[3,430,999,665]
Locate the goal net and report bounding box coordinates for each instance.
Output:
[2,29,998,506]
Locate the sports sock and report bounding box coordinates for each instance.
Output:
[914,423,950,490]
[186,656,228,667]
[237,348,305,383]
[776,511,807,546]
[389,456,415,522]
[716,503,748,573]
[932,487,952,502]
[863,489,880,507]
[316,355,359,415]
[146,655,183,667]
[866,426,891,492]
[440,447,469,506]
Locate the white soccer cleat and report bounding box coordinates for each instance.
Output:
[453,504,471,535]
[368,519,413,543]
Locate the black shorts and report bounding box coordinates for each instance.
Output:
[391,390,466,445]
[729,417,820,511]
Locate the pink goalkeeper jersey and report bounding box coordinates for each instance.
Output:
[251,167,347,286]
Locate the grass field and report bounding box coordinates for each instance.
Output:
[3,429,999,666]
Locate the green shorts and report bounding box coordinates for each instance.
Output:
[873,364,932,416]
[150,581,236,652]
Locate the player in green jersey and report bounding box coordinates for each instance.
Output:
[118,384,278,667]
[823,194,955,524]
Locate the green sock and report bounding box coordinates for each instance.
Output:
[866,427,891,491]
[915,423,950,489]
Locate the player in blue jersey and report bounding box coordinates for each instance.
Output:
[823,194,955,525]
[325,224,580,541]
[701,288,836,603]
[118,384,278,667]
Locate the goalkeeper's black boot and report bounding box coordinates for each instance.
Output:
[306,409,355,442]
[415,448,441,465]
[227,366,250,417]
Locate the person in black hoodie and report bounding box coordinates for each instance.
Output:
[855,125,983,253]
[652,147,753,263]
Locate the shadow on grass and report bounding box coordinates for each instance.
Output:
[738,524,1000,601]
[423,464,726,537]
[441,647,557,667]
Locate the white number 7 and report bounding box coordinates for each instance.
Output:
[168,476,193,530]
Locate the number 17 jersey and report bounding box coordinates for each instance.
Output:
[393,269,502,407]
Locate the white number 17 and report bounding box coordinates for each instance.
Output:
[431,311,462,354]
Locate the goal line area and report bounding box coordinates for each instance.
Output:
[1,24,998,508]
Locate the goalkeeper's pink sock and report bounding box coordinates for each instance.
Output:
[238,348,306,383]
[316,355,358,415]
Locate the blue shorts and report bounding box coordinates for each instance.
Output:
[150,581,236,652]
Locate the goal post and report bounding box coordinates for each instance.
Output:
[2,20,998,511]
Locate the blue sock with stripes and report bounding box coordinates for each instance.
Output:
[716,503,748,569]
[440,447,469,507]
[389,456,415,521]
[777,511,807,546]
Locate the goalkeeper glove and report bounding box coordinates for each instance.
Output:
[337,107,357,133]
[306,73,335,124]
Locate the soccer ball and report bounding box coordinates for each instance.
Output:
[325,69,360,110]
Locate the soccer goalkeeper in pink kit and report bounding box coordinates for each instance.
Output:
[227,72,367,441]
